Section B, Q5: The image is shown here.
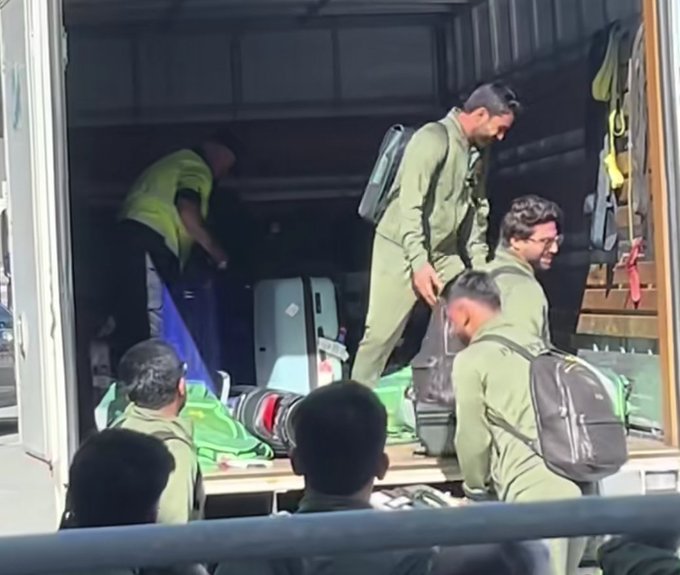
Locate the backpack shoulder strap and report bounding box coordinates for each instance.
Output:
[150,429,194,450]
[487,265,531,281]
[486,408,539,453]
[434,120,452,166]
[113,417,194,449]
[474,334,536,363]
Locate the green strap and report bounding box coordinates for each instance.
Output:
[475,333,537,362]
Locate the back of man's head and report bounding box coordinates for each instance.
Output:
[118,339,184,410]
[444,270,502,310]
[444,271,502,344]
[65,428,175,528]
[292,381,388,497]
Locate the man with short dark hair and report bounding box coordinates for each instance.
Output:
[216,381,548,575]
[291,380,390,501]
[485,194,563,343]
[446,270,585,575]
[115,339,204,525]
[353,82,520,388]
[61,428,175,530]
[217,381,435,575]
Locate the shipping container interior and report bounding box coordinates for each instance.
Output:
[62,0,671,456]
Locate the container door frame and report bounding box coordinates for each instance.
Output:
[0,0,77,512]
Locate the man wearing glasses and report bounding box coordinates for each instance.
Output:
[485,195,563,344]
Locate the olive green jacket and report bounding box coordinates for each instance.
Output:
[484,248,551,344]
[116,405,205,524]
[452,317,577,502]
[376,112,489,274]
[599,538,680,575]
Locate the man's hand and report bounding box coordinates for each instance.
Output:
[412,263,444,307]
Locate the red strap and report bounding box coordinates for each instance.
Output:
[261,395,280,433]
[626,238,643,307]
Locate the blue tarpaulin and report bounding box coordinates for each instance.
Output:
[160,281,218,395]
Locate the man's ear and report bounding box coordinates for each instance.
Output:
[376,452,390,481]
[290,448,305,477]
[475,107,490,123]
[177,377,187,397]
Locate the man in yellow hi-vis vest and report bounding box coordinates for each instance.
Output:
[114,137,235,360]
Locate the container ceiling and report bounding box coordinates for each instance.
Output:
[64,0,474,24]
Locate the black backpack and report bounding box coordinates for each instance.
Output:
[233,388,303,456]
[411,300,463,407]
[410,266,526,407]
[477,334,628,483]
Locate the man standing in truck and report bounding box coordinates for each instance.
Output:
[113,137,235,361]
[352,83,520,388]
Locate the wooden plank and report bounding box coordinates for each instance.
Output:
[616,205,642,229]
[587,261,656,287]
[203,444,461,496]
[643,0,678,446]
[581,288,658,312]
[577,314,658,339]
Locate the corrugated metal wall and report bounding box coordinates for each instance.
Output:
[448,0,640,95]
[66,17,444,127]
[447,0,642,346]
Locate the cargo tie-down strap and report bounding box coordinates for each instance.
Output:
[628,24,649,218]
[592,22,626,191]
[624,237,643,309]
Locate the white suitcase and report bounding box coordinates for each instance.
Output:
[253,277,343,394]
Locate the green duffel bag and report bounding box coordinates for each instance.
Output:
[95,381,274,472]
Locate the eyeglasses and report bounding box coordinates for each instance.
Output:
[527,234,563,249]
[532,235,563,248]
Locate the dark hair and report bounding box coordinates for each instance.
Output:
[65,429,175,528]
[443,270,502,311]
[205,130,241,157]
[293,381,387,496]
[500,195,563,247]
[463,82,521,116]
[118,339,185,410]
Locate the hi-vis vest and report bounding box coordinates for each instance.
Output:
[119,149,213,265]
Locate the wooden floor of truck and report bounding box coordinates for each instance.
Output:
[202,436,674,496]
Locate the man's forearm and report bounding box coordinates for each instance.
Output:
[178,208,225,264]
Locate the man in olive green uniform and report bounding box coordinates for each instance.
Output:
[352,83,520,387]
[114,138,235,361]
[114,339,205,525]
[446,271,585,575]
[485,195,563,344]
[599,534,680,575]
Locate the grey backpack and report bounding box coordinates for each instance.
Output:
[477,334,628,483]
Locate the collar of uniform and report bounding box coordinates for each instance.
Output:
[442,109,470,154]
[297,491,373,514]
[470,314,516,345]
[494,247,536,276]
[124,403,194,440]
